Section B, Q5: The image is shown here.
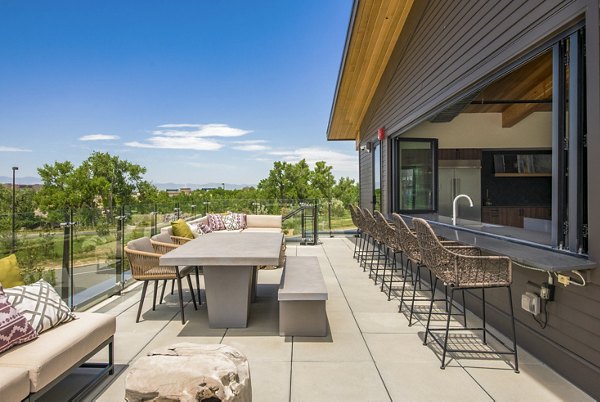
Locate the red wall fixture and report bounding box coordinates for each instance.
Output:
[377,127,385,141]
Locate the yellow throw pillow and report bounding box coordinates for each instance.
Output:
[0,254,25,288]
[171,219,195,239]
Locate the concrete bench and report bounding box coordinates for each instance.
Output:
[278,256,328,336]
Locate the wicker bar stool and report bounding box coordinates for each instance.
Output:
[125,237,198,324]
[373,211,405,291]
[355,207,378,271]
[151,238,203,307]
[413,218,519,372]
[362,208,386,279]
[348,205,363,260]
[391,213,459,325]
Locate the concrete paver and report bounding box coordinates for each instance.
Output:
[71,237,593,401]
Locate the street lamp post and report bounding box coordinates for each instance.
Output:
[11,166,18,253]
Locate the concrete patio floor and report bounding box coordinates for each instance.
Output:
[58,237,591,401]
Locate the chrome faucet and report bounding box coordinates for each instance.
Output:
[452,194,474,225]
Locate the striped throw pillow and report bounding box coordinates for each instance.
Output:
[4,280,76,334]
[0,286,37,353]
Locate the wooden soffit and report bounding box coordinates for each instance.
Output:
[327,0,414,142]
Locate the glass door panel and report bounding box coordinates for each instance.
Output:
[395,139,437,213]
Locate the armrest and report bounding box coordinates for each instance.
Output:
[171,235,192,245]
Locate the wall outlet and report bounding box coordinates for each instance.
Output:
[540,282,555,301]
[557,274,571,286]
[521,291,541,315]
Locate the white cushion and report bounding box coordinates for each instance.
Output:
[0,366,29,401]
[246,215,282,229]
[0,312,115,391]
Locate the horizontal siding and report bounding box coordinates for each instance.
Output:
[358,0,599,397]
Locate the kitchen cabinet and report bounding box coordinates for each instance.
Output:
[482,206,551,228]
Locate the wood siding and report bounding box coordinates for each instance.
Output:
[356,0,600,397]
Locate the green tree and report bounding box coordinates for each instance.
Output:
[311,161,335,201]
[257,161,288,200]
[36,152,156,219]
[332,177,359,206]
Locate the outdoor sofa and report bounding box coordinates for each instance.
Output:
[0,312,115,401]
[158,214,283,240]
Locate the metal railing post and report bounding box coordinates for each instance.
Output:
[328,200,333,238]
[313,200,319,245]
[115,206,126,292]
[60,209,74,308]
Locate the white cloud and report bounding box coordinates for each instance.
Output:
[153,123,251,138]
[229,139,270,151]
[125,123,251,151]
[266,147,357,175]
[125,136,222,151]
[233,144,270,151]
[0,146,32,152]
[79,134,120,141]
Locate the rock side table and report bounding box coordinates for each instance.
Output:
[125,343,251,402]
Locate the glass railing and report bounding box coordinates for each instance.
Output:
[0,198,357,310]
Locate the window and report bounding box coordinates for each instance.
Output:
[391,138,438,213]
[373,141,381,211]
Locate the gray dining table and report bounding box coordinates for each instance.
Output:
[159,231,283,328]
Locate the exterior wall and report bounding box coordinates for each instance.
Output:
[356,0,600,397]
[359,148,372,209]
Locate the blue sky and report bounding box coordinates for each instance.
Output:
[0,0,356,186]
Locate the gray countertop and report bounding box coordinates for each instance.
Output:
[159,232,283,267]
[401,214,595,272]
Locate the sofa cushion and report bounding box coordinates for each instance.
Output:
[0,254,25,289]
[0,312,115,392]
[246,215,282,229]
[4,280,75,335]
[0,287,38,353]
[0,366,30,401]
[151,232,173,243]
[207,214,226,231]
[171,219,195,239]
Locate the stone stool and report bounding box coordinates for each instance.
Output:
[125,343,251,402]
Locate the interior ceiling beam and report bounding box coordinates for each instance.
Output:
[502,73,553,127]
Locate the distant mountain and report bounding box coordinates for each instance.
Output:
[0,176,41,185]
[0,176,254,191]
[152,182,255,190]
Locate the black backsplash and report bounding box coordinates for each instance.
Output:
[481,150,552,206]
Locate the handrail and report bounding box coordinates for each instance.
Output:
[282,206,305,220]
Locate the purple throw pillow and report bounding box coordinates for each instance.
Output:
[207,214,226,231]
[233,213,247,229]
[0,287,38,353]
[199,223,212,234]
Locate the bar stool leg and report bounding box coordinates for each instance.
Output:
[508,286,519,373]
[423,276,438,344]
[482,287,487,344]
[441,287,455,369]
